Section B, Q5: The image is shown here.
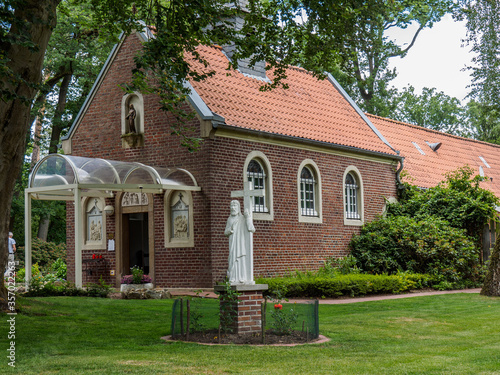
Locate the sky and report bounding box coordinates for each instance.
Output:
[387,14,474,103]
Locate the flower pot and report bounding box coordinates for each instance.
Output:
[120,283,154,292]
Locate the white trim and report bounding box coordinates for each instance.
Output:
[213,127,399,165]
[243,151,274,221]
[343,166,364,226]
[297,159,322,224]
[74,188,83,288]
[24,191,32,288]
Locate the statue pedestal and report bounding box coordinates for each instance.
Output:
[214,284,268,334]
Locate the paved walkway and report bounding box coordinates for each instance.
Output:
[168,288,482,304]
[287,288,481,304]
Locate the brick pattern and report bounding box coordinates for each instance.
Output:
[65,32,399,288]
[221,290,265,334]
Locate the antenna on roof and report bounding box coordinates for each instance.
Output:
[426,142,442,152]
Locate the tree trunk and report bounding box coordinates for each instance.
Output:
[49,73,72,154]
[37,215,51,242]
[0,0,60,311]
[30,104,45,171]
[481,233,500,296]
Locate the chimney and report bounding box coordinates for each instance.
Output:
[222,0,268,80]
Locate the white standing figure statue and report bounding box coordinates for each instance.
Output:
[225,199,256,285]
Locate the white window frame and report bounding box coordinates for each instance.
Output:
[243,151,274,221]
[343,166,364,226]
[297,159,322,224]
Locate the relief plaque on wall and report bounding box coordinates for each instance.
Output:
[87,199,103,242]
[171,193,189,239]
[122,192,148,207]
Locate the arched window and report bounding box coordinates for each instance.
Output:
[247,160,267,213]
[343,166,364,225]
[345,173,359,219]
[243,152,273,220]
[297,160,322,223]
[300,167,317,216]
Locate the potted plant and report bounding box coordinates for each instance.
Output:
[120,266,153,292]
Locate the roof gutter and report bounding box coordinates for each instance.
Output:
[212,123,403,162]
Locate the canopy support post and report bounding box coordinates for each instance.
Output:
[24,191,32,289]
[74,188,83,288]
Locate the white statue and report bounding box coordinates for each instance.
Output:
[224,200,255,285]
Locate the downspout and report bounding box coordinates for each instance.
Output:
[396,157,405,190]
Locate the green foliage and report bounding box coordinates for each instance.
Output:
[256,273,435,299]
[270,303,298,336]
[23,275,111,298]
[327,0,455,115]
[319,255,361,276]
[24,278,86,297]
[17,238,67,272]
[351,215,483,284]
[350,166,496,286]
[16,263,42,284]
[391,86,468,136]
[130,266,144,284]
[390,166,499,242]
[459,0,500,144]
[50,258,67,279]
[215,280,241,334]
[85,277,113,298]
[267,287,298,335]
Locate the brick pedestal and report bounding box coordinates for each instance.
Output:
[214,284,268,334]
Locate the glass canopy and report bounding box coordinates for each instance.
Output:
[29,154,198,190]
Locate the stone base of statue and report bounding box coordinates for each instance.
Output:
[214,284,268,334]
[121,133,144,148]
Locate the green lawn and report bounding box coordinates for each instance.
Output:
[1,293,500,374]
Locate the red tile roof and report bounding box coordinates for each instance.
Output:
[189,45,398,156]
[368,114,500,196]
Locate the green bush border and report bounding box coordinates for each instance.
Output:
[256,273,435,298]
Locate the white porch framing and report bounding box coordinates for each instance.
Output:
[24,154,200,289]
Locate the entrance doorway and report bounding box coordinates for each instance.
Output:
[123,212,149,275]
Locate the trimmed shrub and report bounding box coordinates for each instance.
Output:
[256,273,435,298]
[349,215,482,284]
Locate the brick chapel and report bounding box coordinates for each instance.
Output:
[36,25,405,289]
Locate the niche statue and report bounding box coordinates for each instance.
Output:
[125,103,137,133]
[224,200,255,285]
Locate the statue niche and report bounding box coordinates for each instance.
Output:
[121,92,144,148]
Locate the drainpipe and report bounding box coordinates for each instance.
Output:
[396,157,405,190]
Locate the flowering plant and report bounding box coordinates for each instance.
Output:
[121,266,152,284]
[120,274,152,284]
[274,303,283,310]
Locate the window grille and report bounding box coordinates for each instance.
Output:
[300,167,317,216]
[247,160,267,213]
[345,173,360,219]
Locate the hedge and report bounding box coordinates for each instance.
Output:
[256,273,435,298]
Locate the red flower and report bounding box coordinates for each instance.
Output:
[274,303,283,310]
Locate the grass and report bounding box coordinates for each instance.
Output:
[1,293,500,374]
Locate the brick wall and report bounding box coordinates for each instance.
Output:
[66,32,398,288]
